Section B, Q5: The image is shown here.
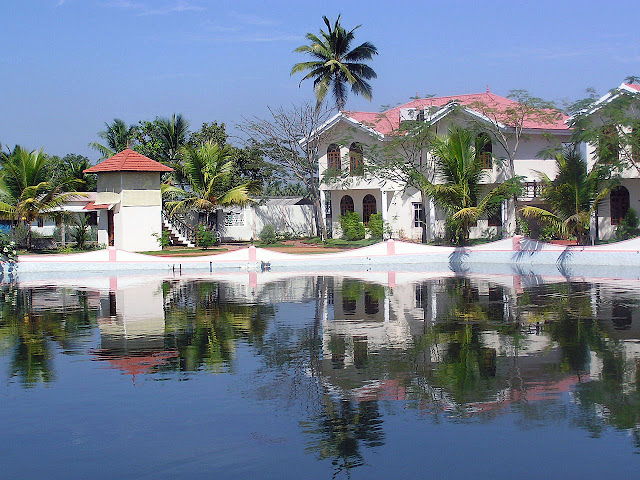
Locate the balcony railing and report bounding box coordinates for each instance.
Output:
[520,181,543,200]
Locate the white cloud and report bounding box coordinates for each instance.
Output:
[106,0,204,16]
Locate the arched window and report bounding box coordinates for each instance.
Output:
[349,142,363,176]
[610,186,630,225]
[612,303,632,330]
[364,292,379,315]
[340,195,354,216]
[327,144,341,171]
[476,133,492,169]
[362,194,377,224]
[342,297,356,315]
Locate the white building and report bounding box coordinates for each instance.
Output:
[216,197,316,241]
[578,82,640,240]
[84,148,173,252]
[314,90,571,241]
[28,192,98,242]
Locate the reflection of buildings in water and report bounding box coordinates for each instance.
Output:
[27,286,102,314]
[589,285,640,392]
[316,274,606,416]
[94,278,177,380]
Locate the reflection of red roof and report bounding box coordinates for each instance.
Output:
[353,379,406,401]
[93,351,178,382]
[343,92,569,136]
[84,148,173,173]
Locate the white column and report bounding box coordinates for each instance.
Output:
[320,189,327,238]
[380,190,388,222]
[384,296,390,323]
[428,197,436,240]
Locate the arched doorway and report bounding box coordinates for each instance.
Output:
[362,194,377,224]
[340,195,354,216]
[610,186,630,225]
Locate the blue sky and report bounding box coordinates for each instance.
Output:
[1,0,639,160]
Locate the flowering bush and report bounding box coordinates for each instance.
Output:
[0,234,17,266]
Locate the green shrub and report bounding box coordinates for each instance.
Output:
[260,224,277,244]
[10,223,42,248]
[153,230,171,248]
[197,225,216,248]
[367,213,384,239]
[339,212,365,241]
[616,208,640,240]
[71,216,91,249]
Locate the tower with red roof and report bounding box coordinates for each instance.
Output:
[84,148,172,251]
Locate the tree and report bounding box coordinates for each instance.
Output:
[0,146,76,249]
[291,15,378,111]
[188,121,228,148]
[89,118,136,159]
[52,154,96,192]
[366,121,437,242]
[520,145,614,244]
[466,90,564,233]
[131,118,166,161]
[162,141,258,228]
[569,85,640,175]
[241,102,335,240]
[411,126,523,245]
[157,113,190,165]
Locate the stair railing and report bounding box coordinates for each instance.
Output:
[162,210,197,245]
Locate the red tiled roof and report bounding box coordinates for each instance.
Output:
[343,92,570,136]
[624,83,640,92]
[83,202,112,210]
[84,148,173,173]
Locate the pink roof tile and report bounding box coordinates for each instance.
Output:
[343,92,570,136]
[84,148,173,173]
[624,83,640,92]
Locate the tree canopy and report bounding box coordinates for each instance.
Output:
[291,15,378,111]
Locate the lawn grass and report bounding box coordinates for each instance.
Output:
[139,247,229,256]
[17,246,103,255]
[301,237,380,248]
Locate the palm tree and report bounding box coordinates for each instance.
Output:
[60,154,96,192]
[162,141,259,228]
[411,126,522,245]
[520,145,614,244]
[291,15,378,111]
[89,118,136,159]
[157,113,190,164]
[0,147,76,250]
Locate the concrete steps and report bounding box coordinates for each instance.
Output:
[162,218,195,248]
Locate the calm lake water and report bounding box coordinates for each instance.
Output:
[2,270,640,479]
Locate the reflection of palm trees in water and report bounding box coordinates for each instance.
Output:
[301,398,384,478]
[0,285,97,386]
[306,276,386,478]
[162,281,273,373]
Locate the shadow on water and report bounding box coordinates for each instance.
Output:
[448,247,470,274]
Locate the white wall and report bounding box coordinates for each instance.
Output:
[217,204,315,241]
[115,205,162,252]
[596,178,640,240]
